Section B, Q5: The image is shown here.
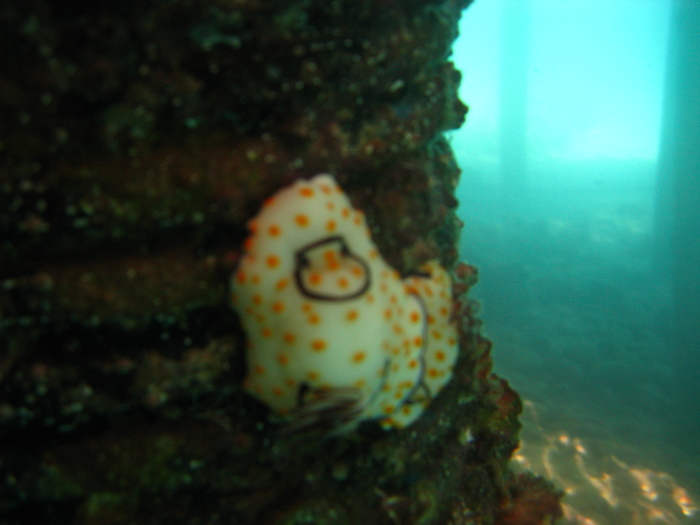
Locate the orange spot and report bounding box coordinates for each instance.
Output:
[261,327,273,338]
[244,237,254,251]
[354,379,367,388]
[351,265,363,277]
[307,371,320,381]
[337,276,349,289]
[409,311,421,323]
[439,306,449,317]
[427,314,436,325]
[383,404,395,414]
[266,255,280,268]
[276,278,289,291]
[320,185,333,195]
[346,309,359,321]
[268,224,281,237]
[326,201,336,210]
[277,354,289,365]
[253,365,265,375]
[285,378,296,387]
[353,212,363,226]
[435,350,446,361]
[352,351,367,364]
[299,187,314,197]
[389,294,398,304]
[413,336,423,347]
[366,293,375,304]
[409,359,418,369]
[283,332,296,344]
[402,405,413,415]
[341,207,351,218]
[324,250,340,270]
[309,272,322,285]
[447,337,456,346]
[252,294,263,305]
[235,271,246,284]
[326,220,336,232]
[295,214,310,227]
[428,368,439,378]
[311,339,327,352]
[368,249,378,259]
[251,274,261,284]
[272,301,285,313]
[273,387,284,397]
[384,308,393,320]
[308,313,321,324]
[431,329,443,340]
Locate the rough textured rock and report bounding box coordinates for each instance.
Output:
[0,1,562,523]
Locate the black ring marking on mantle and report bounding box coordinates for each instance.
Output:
[293,235,371,302]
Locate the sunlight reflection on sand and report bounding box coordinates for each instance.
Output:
[511,400,699,525]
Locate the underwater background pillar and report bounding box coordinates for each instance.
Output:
[498,0,531,219]
[655,0,700,468]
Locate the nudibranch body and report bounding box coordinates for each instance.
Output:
[231,174,458,431]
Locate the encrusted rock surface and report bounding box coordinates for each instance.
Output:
[0,1,562,523]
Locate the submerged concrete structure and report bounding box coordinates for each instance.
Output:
[0,1,561,523]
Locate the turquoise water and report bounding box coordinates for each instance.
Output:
[456,157,698,524]
[451,1,699,523]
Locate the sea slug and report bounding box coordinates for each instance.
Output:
[231,174,458,432]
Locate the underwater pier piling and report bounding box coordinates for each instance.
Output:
[0,1,562,523]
